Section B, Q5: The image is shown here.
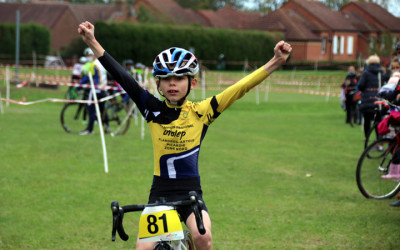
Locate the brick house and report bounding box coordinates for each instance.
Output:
[340,1,400,57]
[0,1,134,51]
[243,0,400,63]
[131,0,400,63]
[0,0,399,63]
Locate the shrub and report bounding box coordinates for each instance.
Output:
[63,21,277,70]
[0,22,50,56]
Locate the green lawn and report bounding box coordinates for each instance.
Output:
[1,76,399,249]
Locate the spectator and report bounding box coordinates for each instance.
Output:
[383,42,400,84]
[71,56,86,83]
[123,59,135,76]
[355,67,364,125]
[341,65,358,125]
[217,53,226,70]
[357,55,383,140]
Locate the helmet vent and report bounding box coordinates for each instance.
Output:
[152,47,199,78]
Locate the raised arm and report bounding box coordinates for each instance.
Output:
[77,21,145,103]
[263,40,292,74]
[78,21,105,58]
[208,41,292,114]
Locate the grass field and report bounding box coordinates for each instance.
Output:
[1,72,400,249]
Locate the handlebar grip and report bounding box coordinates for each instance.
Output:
[111,201,129,241]
[116,208,129,241]
[191,202,206,235]
[188,192,206,235]
[111,201,119,241]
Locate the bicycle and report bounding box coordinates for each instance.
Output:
[60,87,134,135]
[111,191,206,250]
[356,110,400,199]
[363,101,389,149]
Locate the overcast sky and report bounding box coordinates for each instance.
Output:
[388,0,400,17]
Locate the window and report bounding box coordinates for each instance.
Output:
[321,37,326,54]
[347,36,353,55]
[340,36,344,54]
[333,35,338,54]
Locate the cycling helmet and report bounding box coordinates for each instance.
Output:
[84,47,94,56]
[152,47,199,78]
[79,56,87,64]
[124,59,134,66]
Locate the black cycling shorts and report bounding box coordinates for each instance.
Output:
[148,175,208,223]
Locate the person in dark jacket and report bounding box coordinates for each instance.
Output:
[341,65,358,125]
[357,54,383,139]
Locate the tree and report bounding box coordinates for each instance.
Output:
[175,0,243,10]
[322,0,388,10]
[246,0,285,14]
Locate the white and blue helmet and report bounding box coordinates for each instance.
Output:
[152,47,199,78]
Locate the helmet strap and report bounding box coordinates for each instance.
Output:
[176,76,191,106]
[156,78,165,98]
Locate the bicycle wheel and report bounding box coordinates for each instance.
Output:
[153,242,173,250]
[170,230,195,250]
[356,138,400,199]
[102,101,131,136]
[182,230,195,250]
[60,103,89,134]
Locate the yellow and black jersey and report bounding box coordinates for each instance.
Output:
[99,52,269,179]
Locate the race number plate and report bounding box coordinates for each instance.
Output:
[138,205,184,242]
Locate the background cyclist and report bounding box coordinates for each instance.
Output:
[79,48,109,135]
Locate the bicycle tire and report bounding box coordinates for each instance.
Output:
[102,101,131,136]
[356,138,400,199]
[60,103,89,134]
[183,230,195,250]
[153,242,173,250]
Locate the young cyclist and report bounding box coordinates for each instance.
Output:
[79,47,109,135]
[78,21,292,250]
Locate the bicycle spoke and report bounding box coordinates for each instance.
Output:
[103,101,131,135]
[357,139,400,199]
[60,103,88,134]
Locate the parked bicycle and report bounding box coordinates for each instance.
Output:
[111,191,205,250]
[60,87,134,135]
[356,104,400,199]
[363,101,389,149]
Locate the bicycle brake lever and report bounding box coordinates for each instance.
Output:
[111,201,119,241]
[188,192,206,235]
[111,201,130,241]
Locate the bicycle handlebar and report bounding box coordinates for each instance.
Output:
[111,191,206,242]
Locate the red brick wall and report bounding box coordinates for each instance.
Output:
[290,42,307,61]
[51,9,80,51]
[305,42,323,61]
[290,42,325,62]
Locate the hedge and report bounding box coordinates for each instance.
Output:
[0,22,50,56]
[64,21,279,70]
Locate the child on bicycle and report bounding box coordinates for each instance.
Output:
[78,21,292,250]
